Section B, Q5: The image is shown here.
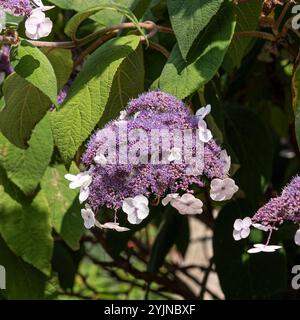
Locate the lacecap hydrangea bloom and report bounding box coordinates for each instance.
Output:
[233,175,300,253]
[0,0,54,39]
[65,91,238,231]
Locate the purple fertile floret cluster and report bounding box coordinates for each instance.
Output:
[0,0,32,16]
[82,91,228,211]
[252,175,300,226]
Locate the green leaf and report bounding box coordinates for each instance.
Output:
[157,1,236,99]
[0,116,54,195]
[64,4,141,39]
[293,64,300,149]
[41,165,85,250]
[42,48,73,91]
[0,236,47,300]
[13,40,57,104]
[224,107,274,205]
[48,0,138,27]
[213,200,287,299]
[148,209,185,273]
[0,73,52,148]
[167,0,223,59]
[99,43,145,126]
[50,35,140,161]
[223,0,263,72]
[0,188,53,276]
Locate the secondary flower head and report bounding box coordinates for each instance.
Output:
[252,175,300,227]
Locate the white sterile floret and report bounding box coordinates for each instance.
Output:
[161,193,179,206]
[233,217,252,241]
[220,150,231,176]
[95,221,130,232]
[247,244,282,254]
[65,171,92,203]
[170,193,203,215]
[198,119,213,143]
[81,204,95,229]
[122,195,149,224]
[210,177,238,201]
[25,9,53,39]
[196,104,211,119]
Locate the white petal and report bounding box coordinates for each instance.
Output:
[199,128,213,143]
[252,223,269,232]
[137,204,149,220]
[161,193,179,206]
[220,150,231,176]
[240,227,250,239]
[242,217,252,228]
[247,247,262,254]
[263,245,282,252]
[233,230,242,241]
[25,17,39,34]
[64,174,76,182]
[133,195,149,207]
[127,212,142,225]
[122,198,135,215]
[79,187,89,203]
[69,181,82,189]
[196,104,211,119]
[102,222,130,232]
[233,219,243,231]
[38,18,53,38]
[295,229,300,246]
[253,244,266,249]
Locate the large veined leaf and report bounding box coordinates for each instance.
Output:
[157,1,236,99]
[41,165,85,250]
[12,40,57,104]
[99,44,144,126]
[50,35,140,161]
[0,236,47,300]
[223,0,263,72]
[0,188,53,276]
[0,73,52,148]
[0,116,53,196]
[42,48,73,91]
[167,0,223,59]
